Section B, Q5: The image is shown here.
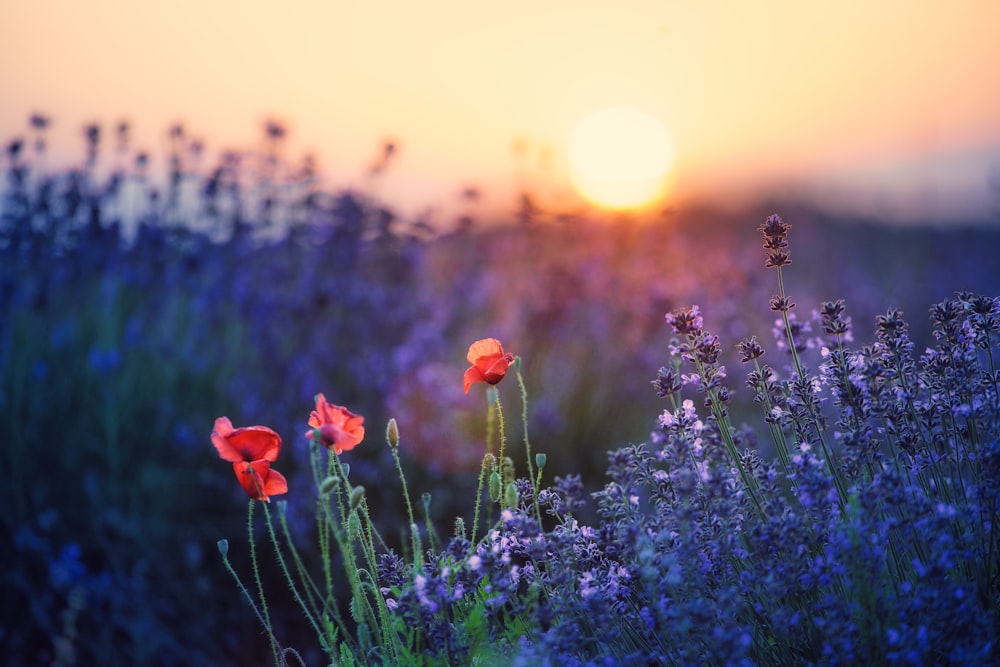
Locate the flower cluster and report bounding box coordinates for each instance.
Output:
[212,218,1000,664]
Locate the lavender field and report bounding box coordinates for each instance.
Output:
[3,120,1000,665]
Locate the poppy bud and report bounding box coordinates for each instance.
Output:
[342,463,351,478]
[535,453,547,470]
[386,418,399,449]
[350,485,366,510]
[454,517,467,540]
[504,482,519,508]
[217,539,229,557]
[320,475,341,495]
[488,471,502,502]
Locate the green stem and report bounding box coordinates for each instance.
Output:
[471,453,490,545]
[277,508,345,647]
[516,366,544,527]
[472,393,499,544]
[220,544,272,639]
[389,439,420,563]
[692,354,764,519]
[495,392,508,489]
[751,359,793,474]
[262,502,325,646]
[775,267,805,379]
[248,500,281,666]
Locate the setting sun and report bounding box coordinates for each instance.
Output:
[568,107,676,211]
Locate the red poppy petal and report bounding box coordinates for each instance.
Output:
[339,410,365,434]
[318,424,366,454]
[484,354,515,382]
[340,426,365,452]
[464,366,486,393]
[467,338,503,365]
[317,393,333,419]
[227,426,282,462]
[212,417,243,462]
[314,393,349,427]
[233,460,288,501]
[233,461,264,500]
[262,468,288,498]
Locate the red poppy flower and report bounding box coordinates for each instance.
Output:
[212,417,288,502]
[306,393,366,454]
[463,338,515,393]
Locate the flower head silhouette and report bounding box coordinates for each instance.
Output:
[212,417,288,501]
[306,393,366,454]
[463,338,515,393]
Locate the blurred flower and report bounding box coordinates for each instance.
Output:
[211,417,288,501]
[306,393,365,454]
[29,112,51,130]
[264,119,287,141]
[6,138,23,161]
[463,338,515,393]
[386,362,486,473]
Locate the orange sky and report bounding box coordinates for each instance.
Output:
[3,1,1000,222]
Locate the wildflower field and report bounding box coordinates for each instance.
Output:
[3,119,1000,666]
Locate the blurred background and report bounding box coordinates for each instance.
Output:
[2,1,1000,664]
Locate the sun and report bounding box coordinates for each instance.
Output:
[568,107,676,211]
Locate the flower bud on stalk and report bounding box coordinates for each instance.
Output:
[386,418,400,449]
[488,471,502,503]
[350,485,366,510]
[320,475,340,495]
[504,482,519,509]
